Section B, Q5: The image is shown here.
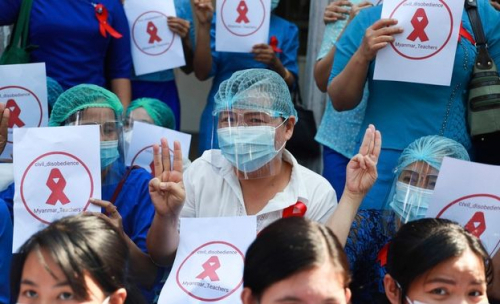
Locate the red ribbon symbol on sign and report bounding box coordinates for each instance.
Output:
[235,0,250,24]
[196,256,221,281]
[464,211,486,238]
[95,4,123,39]
[407,8,429,42]
[6,99,25,128]
[283,201,307,218]
[46,168,70,206]
[147,21,162,44]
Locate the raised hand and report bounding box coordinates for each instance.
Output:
[357,18,403,62]
[345,124,381,197]
[194,0,214,26]
[323,0,352,23]
[252,43,279,67]
[149,138,185,219]
[87,198,124,236]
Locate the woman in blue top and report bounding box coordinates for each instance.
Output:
[0,199,12,304]
[328,0,500,209]
[0,0,132,107]
[131,0,195,131]
[328,135,470,303]
[314,0,372,199]
[192,0,299,154]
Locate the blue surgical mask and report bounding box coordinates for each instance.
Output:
[101,140,120,169]
[217,125,284,173]
[271,0,280,10]
[389,181,433,223]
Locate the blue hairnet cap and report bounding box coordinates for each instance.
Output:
[213,69,297,123]
[126,98,176,129]
[47,77,64,108]
[395,135,470,176]
[49,84,123,126]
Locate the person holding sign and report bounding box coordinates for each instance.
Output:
[384,218,491,304]
[146,69,381,266]
[192,0,300,154]
[0,0,133,107]
[11,214,146,304]
[327,135,469,303]
[328,0,500,209]
[47,84,160,302]
[241,217,352,304]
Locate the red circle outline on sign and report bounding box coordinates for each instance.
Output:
[0,85,43,144]
[436,193,500,255]
[20,151,94,225]
[176,241,245,302]
[221,0,266,37]
[131,145,155,167]
[132,11,176,56]
[389,0,453,60]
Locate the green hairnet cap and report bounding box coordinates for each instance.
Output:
[47,77,64,108]
[49,84,123,126]
[395,135,470,177]
[126,98,176,129]
[213,69,298,123]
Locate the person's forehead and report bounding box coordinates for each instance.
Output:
[80,107,115,120]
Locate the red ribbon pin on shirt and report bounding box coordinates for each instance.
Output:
[270,36,282,53]
[283,201,307,218]
[6,99,25,128]
[46,168,71,206]
[407,8,429,42]
[95,3,123,39]
[236,0,250,24]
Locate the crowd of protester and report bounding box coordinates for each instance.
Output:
[0,0,500,303]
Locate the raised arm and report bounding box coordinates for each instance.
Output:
[328,18,402,111]
[146,138,186,266]
[327,124,381,246]
[192,0,214,81]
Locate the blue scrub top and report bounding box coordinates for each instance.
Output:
[198,14,300,154]
[0,199,12,304]
[0,0,132,90]
[331,1,500,152]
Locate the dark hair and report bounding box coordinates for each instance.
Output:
[386,218,493,301]
[11,214,144,303]
[243,217,350,298]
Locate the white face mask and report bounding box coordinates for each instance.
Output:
[406,297,428,304]
[389,181,434,223]
[123,130,133,156]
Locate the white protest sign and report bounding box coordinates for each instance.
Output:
[124,0,186,76]
[0,63,48,160]
[373,0,463,85]
[158,216,256,304]
[216,0,271,53]
[125,121,191,174]
[12,125,101,252]
[426,157,500,256]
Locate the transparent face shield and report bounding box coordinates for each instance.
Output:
[123,107,155,158]
[64,107,126,185]
[385,161,439,224]
[213,109,288,180]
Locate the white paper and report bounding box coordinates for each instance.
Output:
[426,158,500,256]
[124,0,186,76]
[12,125,101,252]
[373,0,464,85]
[158,216,257,304]
[125,122,191,174]
[0,63,48,160]
[216,0,271,53]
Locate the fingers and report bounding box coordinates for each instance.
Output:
[89,198,119,217]
[0,106,9,154]
[358,125,375,156]
[371,130,382,162]
[172,141,183,173]
[153,144,163,179]
[370,18,400,31]
[167,17,190,37]
[161,138,171,174]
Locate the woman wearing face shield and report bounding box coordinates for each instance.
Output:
[384,218,491,304]
[47,84,161,302]
[327,135,470,303]
[146,68,381,266]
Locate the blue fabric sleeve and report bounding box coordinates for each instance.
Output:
[0,183,14,222]
[0,0,20,25]
[0,200,12,304]
[278,21,299,78]
[105,1,132,80]
[208,18,218,78]
[480,0,500,64]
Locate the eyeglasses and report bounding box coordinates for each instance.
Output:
[68,121,121,139]
[398,169,439,190]
[217,111,283,128]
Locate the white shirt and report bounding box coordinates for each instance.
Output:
[181,149,337,231]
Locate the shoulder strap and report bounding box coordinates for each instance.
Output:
[109,165,141,204]
[10,0,34,49]
[464,0,493,69]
